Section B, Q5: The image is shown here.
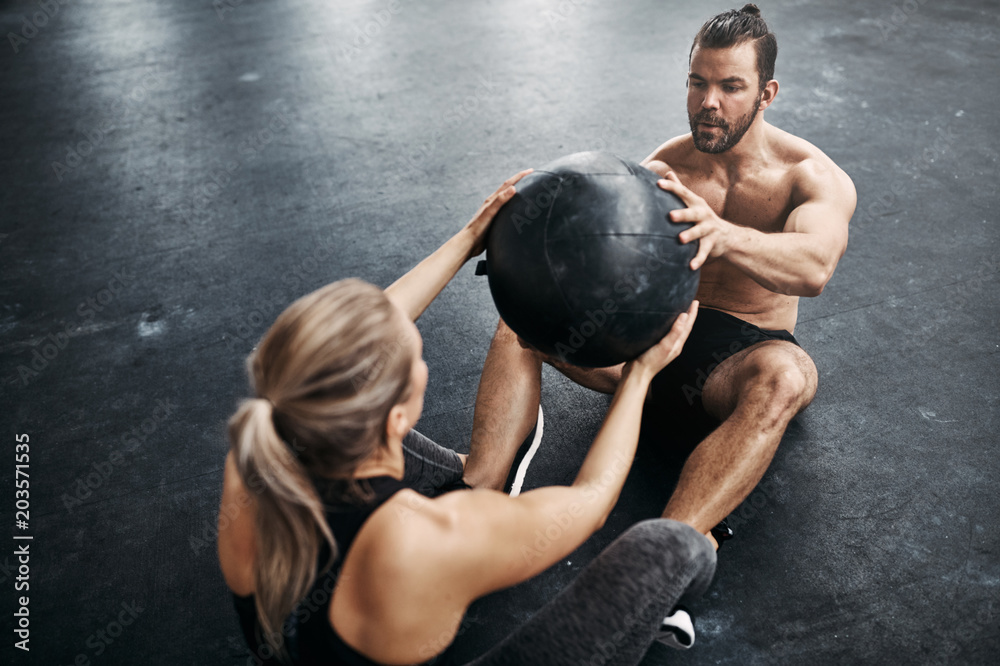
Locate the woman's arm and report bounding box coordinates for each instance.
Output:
[384,170,532,321]
[433,302,699,596]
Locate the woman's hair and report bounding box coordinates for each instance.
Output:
[227,278,415,661]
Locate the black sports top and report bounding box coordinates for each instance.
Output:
[231,475,457,665]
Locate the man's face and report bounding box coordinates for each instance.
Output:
[687,42,763,154]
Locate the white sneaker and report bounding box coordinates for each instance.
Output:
[503,406,544,497]
[656,606,695,649]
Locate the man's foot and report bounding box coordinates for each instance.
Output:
[657,605,695,649]
[710,518,734,550]
[503,405,544,497]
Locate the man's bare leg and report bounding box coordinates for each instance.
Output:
[464,319,543,489]
[661,340,818,534]
[464,319,623,489]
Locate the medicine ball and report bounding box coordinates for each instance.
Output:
[483,151,699,368]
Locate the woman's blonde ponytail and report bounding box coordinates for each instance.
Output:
[228,398,334,660]
[226,279,415,662]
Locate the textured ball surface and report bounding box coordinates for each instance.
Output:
[485,151,700,367]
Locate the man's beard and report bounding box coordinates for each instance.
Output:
[689,93,762,154]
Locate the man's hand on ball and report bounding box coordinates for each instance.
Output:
[629,300,699,378]
[658,172,733,270]
[464,169,533,258]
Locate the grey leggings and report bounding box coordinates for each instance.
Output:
[402,430,717,666]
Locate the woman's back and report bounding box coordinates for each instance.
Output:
[222,446,475,665]
[331,487,473,663]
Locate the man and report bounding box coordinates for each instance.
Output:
[464,3,856,553]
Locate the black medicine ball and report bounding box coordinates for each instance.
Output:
[484,151,699,368]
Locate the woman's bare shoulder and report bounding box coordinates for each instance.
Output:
[218,450,258,596]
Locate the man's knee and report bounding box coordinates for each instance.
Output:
[493,317,561,370]
[766,364,814,410]
[494,317,531,349]
[492,317,526,353]
[745,347,817,419]
[493,316,515,340]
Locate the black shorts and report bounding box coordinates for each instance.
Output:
[648,307,801,433]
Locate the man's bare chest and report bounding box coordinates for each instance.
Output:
[681,174,793,234]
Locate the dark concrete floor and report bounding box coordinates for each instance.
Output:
[2,0,998,664]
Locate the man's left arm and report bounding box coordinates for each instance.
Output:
[659,162,856,297]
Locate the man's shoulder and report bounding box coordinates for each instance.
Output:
[644,133,696,168]
[768,124,853,191]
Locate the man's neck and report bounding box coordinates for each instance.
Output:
[700,118,772,180]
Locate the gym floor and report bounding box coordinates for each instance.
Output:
[2,0,997,664]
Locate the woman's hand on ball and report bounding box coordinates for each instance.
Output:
[630,300,699,377]
[464,169,533,258]
[658,172,733,271]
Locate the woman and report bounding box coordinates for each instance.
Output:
[218,170,715,665]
